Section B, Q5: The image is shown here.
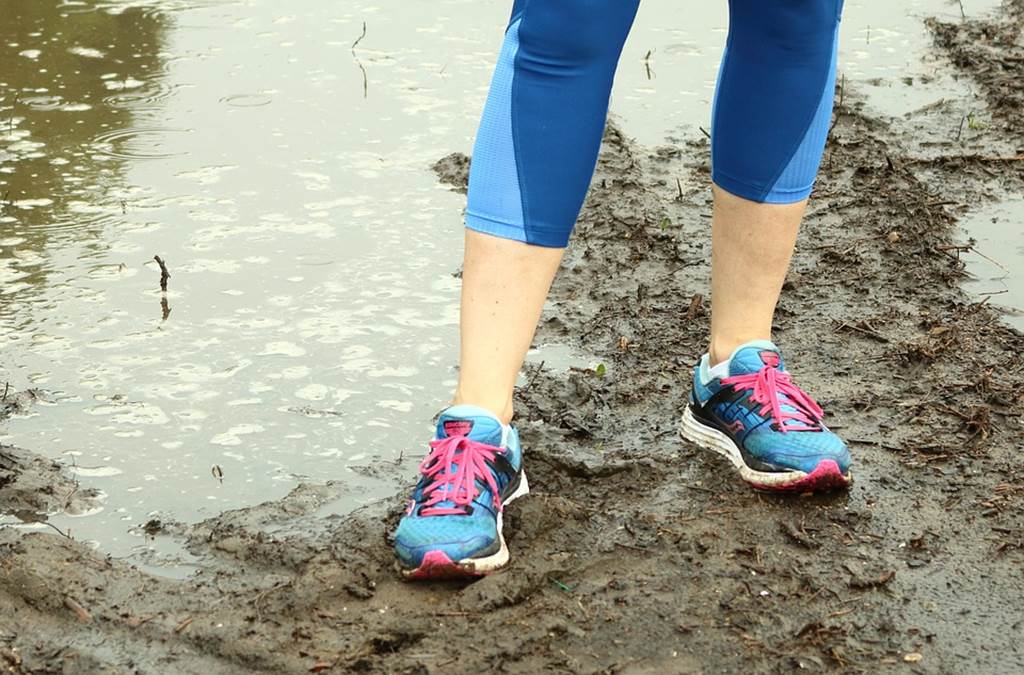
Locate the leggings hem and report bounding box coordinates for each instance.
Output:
[465,212,569,248]
[712,171,814,205]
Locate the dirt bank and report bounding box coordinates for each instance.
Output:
[2,3,1024,674]
[1,391,99,520]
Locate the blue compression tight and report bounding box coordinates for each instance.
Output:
[466,0,844,248]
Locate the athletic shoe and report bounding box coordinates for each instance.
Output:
[680,340,852,492]
[393,404,529,579]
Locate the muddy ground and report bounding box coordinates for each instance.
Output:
[2,4,1024,674]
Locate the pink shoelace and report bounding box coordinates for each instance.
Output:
[722,365,824,433]
[417,435,502,516]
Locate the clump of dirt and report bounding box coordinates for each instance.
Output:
[0,390,99,519]
[2,5,1024,674]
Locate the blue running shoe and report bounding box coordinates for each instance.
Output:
[393,404,529,579]
[681,340,852,492]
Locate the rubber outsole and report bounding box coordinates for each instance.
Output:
[680,406,851,493]
[399,472,530,581]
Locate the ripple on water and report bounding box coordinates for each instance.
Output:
[91,127,191,160]
[219,93,274,107]
[103,81,184,110]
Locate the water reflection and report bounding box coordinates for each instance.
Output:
[0,0,172,312]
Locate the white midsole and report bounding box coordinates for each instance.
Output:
[457,471,529,573]
[679,407,809,487]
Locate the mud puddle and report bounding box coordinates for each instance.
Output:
[1,0,1021,570]
[1,1,1023,672]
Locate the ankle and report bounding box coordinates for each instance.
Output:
[708,341,735,367]
[708,335,770,367]
[451,391,514,425]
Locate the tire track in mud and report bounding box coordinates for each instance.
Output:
[2,5,1024,673]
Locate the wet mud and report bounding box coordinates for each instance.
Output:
[1,391,100,520]
[2,4,1024,674]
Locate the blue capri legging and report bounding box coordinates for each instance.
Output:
[466,0,844,248]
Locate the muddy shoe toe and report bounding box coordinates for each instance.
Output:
[392,405,529,580]
[681,340,852,492]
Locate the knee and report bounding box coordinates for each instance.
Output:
[730,0,841,50]
[514,0,639,66]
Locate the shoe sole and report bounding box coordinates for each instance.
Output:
[400,472,530,581]
[680,407,851,493]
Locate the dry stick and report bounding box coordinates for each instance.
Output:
[358,61,368,99]
[64,597,92,623]
[8,93,16,136]
[351,22,369,99]
[2,382,8,402]
[966,245,1010,273]
[936,243,1009,272]
[153,255,170,292]
[254,582,291,624]
[351,21,367,52]
[521,360,546,397]
[39,520,72,539]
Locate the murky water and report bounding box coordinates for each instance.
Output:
[962,197,1024,331]
[0,0,1016,568]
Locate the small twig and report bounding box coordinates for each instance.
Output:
[351,21,367,53]
[350,22,369,98]
[698,126,711,140]
[968,247,1009,273]
[834,321,889,343]
[8,93,17,136]
[358,61,368,99]
[254,581,291,623]
[2,382,8,402]
[521,360,545,397]
[153,255,170,292]
[174,617,194,633]
[685,293,703,320]
[64,597,92,623]
[39,520,72,539]
[676,177,683,201]
[980,154,1024,162]
[936,243,1008,272]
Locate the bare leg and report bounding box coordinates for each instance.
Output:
[452,230,564,424]
[708,186,806,366]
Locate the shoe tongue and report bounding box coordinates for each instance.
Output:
[728,340,785,377]
[727,341,812,429]
[436,405,504,445]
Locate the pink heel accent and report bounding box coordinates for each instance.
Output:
[405,550,489,580]
[749,460,851,493]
